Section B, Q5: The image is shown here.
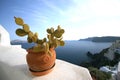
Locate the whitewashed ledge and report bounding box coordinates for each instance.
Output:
[0,45,92,80]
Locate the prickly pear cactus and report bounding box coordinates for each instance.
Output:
[14,16,65,56]
[47,25,65,48]
[14,17,24,26]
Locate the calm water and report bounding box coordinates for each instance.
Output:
[12,41,112,65]
[55,41,112,65]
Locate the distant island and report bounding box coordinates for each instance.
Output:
[79,36,120,42]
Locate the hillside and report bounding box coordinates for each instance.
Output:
[79,36,120,42]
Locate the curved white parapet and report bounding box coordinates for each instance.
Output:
[0,45,27,66]
[0,45,92,80]
[0,25,10,46]
[30,59,92,80]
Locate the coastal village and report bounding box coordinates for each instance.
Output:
[101,40,120,80]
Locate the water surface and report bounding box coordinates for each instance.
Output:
[56,41,112,65]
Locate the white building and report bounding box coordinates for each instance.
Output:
[100,62,120,80]
[117,62,120,80]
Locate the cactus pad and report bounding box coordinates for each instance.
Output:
[59,41,65,46]
[23,24,30,32]
[16,28,27,36]
[27,37,33,43]
[14,17,24,26]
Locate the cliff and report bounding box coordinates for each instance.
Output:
[79,36,120,42]
[104,40,120,60]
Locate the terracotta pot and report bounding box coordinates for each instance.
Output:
[26,48,56,76]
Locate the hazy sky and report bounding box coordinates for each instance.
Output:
[0,0,120,40]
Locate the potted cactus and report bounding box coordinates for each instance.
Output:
[14,17,65,76]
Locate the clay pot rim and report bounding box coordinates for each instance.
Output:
[27,49,45,54]
[27,47,55,53]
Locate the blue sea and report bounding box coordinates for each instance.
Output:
[11,41,112,65]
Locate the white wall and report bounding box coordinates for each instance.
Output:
[0,25,10,46]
